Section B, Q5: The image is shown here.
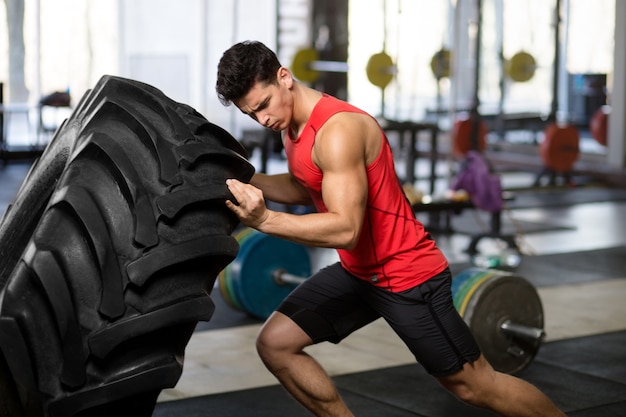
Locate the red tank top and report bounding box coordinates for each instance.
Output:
[284,94,448,291]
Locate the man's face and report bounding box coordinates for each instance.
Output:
[234,68,293,131]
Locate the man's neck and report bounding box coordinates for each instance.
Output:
[289,85,323,138]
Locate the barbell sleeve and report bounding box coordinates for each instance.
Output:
[309,60,396,75]
[500,320,546,342]
[308,61,350,73]
[273,269,308,286]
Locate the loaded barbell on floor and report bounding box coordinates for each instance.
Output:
[219,228,545,375]
[291,47,396,89]
[218,228,312,319]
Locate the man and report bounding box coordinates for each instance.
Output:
[217,40,566,417]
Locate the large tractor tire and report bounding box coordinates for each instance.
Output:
[0,89,94,288]
[0,75,254,416]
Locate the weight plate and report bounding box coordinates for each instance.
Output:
[366,52,394,89]
[540,123,580,172]
[590,105,610,146]
[505,51,536,83]
[463,271,544,375]
[291,48,321,83]
[451,268,497,314]
[219,227,257,310]
[218,264,239,309]
[230,229,311,320]
[430,48,451,79]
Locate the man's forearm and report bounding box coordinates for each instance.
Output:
[251,173,312,205]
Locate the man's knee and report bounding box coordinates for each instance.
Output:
[256,319,282,363]
[437,357,494,407]
[255,312,311,362]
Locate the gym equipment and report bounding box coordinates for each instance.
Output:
[451,113,488,158]
[366,52,395,89]
[539,124,580,173]
[291,48,329,83]
[590,105,610,146]
[430,48,451,80]
[38,90,72,143]
[505,51,537,83]
[411,191,519,257]
[219,228,311,320]
[220,229,544,374]
[0,75,254,416]
[452,268,543,375]
[291,48,396,88]
[535,0,579,186]
[451,0,488,160]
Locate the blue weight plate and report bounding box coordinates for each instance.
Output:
[451,268,486,305]
[231,230,311,320]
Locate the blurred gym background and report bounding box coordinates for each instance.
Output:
[0,0,623,189]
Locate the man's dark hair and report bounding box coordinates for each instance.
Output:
[216,40,282,106]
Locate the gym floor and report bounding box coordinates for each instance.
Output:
[1,143,626,416]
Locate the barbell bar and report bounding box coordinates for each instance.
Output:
[427,48,537,82]
[219,228,545,375]
[292,47,536,87]
[291,48,397,89]
[308,61,350,73]
[273,269,307,286]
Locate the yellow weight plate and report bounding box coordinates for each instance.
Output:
[218,227,257,310]
[366,52,394,89]
[430,48,451,79]
[233,227,256,243]
[291,48,320,83]
[218,264,239,310]
[505,51,536,83]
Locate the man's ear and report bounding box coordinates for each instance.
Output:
[277,67,294,88]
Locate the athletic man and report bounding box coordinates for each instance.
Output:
[217,40,566,417]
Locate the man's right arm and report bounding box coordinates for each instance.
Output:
[251,173,312,206]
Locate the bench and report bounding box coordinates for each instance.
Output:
[411,191,517,255]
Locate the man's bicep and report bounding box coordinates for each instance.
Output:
[320,155,368,222]
[315,118,370,220]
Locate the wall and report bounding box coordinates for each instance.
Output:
[1,0,622,167]
[119,0,278,137]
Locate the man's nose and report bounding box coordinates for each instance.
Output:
[257,111,270,127]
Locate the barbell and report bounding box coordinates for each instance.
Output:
[291,47,535,89]
[291,47,396,89]
[219,228,545,375]
[218,228,312,319]
[428,48,536,82]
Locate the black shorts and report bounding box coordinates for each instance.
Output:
[276,263,481,377]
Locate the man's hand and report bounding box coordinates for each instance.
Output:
[225,179,270,228]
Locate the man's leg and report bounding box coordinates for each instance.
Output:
[376,268,567,417]
[437,354,567,417]
[256,312,355,417]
